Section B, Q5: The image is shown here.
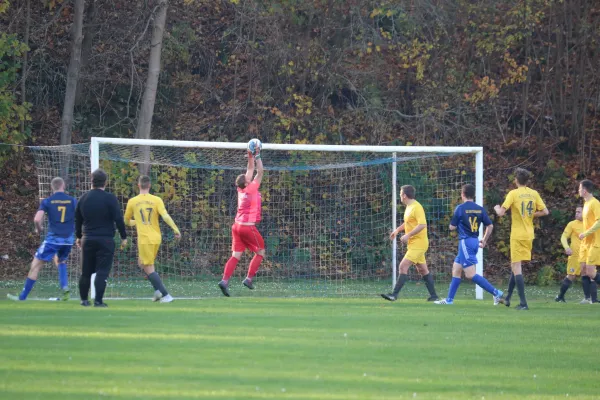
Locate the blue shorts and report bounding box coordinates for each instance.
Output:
[454,238,479,268]
[35,241,73,262]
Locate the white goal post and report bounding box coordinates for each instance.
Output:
[89,137,485,300]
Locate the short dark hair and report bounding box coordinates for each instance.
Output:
[515,168,531,185]
[236,174,247,189]
[138,175,151,190]
[580,179,595,193]
[91,169,107,188]
[401,185,415,199]
[462,184,476,200]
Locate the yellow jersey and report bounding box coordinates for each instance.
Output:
[124,193,179,245]
[563,220,583,254]
[404,200,428,249]
[501,187,546,240]
[582,197,600,247]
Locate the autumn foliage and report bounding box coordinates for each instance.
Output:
[0,0,599,282]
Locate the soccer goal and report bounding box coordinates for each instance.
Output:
[25,138,484,299]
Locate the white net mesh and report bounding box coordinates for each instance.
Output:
[10,142,477,298]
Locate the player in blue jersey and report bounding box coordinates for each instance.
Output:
[434,184,504,305]
[7,177,77,301]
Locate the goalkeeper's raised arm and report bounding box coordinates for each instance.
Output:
[241,145,263,186]
[244,149,255,183]
[253,147,264,185]
[218,144,266,297]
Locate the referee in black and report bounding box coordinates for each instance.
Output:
[75,169,127,307]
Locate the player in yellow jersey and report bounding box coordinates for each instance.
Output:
[577,180,600,302]
[554,206,597,303]
[494,168,549,310]
[381,185,439,302]
[124,175,181,303]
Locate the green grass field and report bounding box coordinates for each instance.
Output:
[1,288,599,400]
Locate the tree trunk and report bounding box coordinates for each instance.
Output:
[19,0,30,137]
[562,0,571,140]
[521,0,531,144]
[569,0,584,151]
[75,0,96,107]
[17,0,31,173]
[247,13,256,105]
[299,12,314,96]
[550,0,563,137]
[136,0,168,175]
[60,0,85,146]
[136,0,168,140]
[232,56,238,130]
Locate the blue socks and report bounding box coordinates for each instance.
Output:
[17,263,68,300]
[447,274,499,302]
[58,263,68,290]
[19,278,36,300]
[447,277,461,301]
[472,274,498,296]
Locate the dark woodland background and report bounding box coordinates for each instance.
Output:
[0,0,599,284]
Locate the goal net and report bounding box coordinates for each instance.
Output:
[18,139,483,299]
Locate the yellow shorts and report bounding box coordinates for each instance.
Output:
[579,244,600,266]
[138,243,160,266]
[566,256,581,276]
[404,248,427,265]
[510,238,532,263]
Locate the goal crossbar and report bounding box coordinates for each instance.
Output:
[91,136,481,153]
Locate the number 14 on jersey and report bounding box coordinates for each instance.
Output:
[521,201,534,217]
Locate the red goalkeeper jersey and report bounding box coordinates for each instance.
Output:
[235,181,262,224]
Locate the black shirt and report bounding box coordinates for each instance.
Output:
[75,188,127,239]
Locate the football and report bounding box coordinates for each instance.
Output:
[247,138,262,155]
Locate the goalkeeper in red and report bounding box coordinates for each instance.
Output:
[218,146,265,297]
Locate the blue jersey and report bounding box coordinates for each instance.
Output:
[450,201,492,240]
[39,192,77,245]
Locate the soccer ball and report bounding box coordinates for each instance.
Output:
[247,138,262,155]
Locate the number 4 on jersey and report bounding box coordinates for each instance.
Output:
[521,201,534,217]
[468,216,478,233]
